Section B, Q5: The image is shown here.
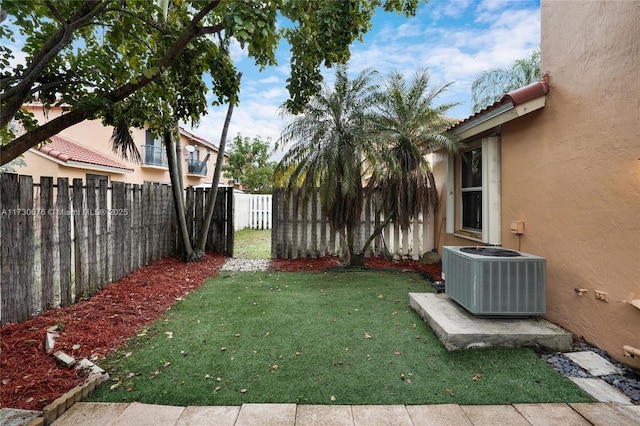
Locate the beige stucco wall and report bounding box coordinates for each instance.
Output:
[435,0,640,368]
[17,105,230,186]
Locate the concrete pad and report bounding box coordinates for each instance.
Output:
[459,405,530,426]
[351,405,413,426]
[565,351,623,376]
[51,402,129,426]
[409,293,572,351]
[235,403,297,426]
[176,406,240,425]
[569,403,640,426]
[513,403,591,425]
[295,405,354,426]
[0,408,42,426]
[111,402,185,426]
[568,378,632,404]
[406,404,473,425]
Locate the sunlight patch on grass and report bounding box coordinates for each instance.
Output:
[233,228,271,259]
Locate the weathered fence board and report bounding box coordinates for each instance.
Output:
[40,177,54,311]
[57,178,72,307]
[0,176,233,324]
[72,178,86,301]
[0,174,38,323]
[271,188,434,260]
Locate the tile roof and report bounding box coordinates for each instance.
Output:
[37,135,134,172]
[448,80,549,132]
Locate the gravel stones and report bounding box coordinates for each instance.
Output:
[220,258,270,272]
[541,343,640,404]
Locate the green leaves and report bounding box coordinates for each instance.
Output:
[471,49,541,113]
[223,134,276,194]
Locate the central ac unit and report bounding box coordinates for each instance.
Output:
[442,246,546,316]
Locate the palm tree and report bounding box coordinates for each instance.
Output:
[363,69,459,254]
[471,49,541,113]
[274,65,378,265]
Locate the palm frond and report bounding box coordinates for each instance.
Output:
[110,119,141,164]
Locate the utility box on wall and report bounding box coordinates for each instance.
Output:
[442,246,546,316]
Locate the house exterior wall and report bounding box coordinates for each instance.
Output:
[434,0,640,368]
[17,105,231,186]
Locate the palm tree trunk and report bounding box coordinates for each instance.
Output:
[165,129,197,261]
[195,72,242,254]
[174,124,185,193]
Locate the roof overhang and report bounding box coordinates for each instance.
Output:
[30,148,133,174]
[449,96,546,140]
[448,80,549,141]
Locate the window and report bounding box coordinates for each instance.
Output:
[447,136,501,244]
[461,147,482,231]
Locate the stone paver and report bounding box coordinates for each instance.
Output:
[235,403,297,426]
[176,406,240,425]
[295,405,354,426]
[351,405,413,426]
[569,377,632,404]
[569,403,640,426]
[565,351,623,376]
[405,404,473,426]
[0,408,42,426]
[460,405,531,426]
[513,403,591,425]
[48,402,640,425]
[110,402,185,426]
[52,402,129,425]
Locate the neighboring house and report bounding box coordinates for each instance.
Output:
[433,0,639,368]
[17,103,231,187]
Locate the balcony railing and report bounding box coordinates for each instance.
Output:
[141,145,167,167]
[187,158,207,176]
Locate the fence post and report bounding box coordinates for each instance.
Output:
[225,187,234,256]
[86,177,98,293]
[271,190,280,258]
[40,176,55,311]
[98,179,109,286]
[72,179,85,301]
[57,178,72,307]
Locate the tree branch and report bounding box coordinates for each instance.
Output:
[1,0,223,166]
[1,0,108,128]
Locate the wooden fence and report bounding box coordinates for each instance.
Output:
[0,174,233,324]
[184,185,234,255]
[271,188,434,260]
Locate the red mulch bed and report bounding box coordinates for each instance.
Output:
[269,255,443,279]
[1,255,441,411]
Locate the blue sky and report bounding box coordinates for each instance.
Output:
[196,0,541,160]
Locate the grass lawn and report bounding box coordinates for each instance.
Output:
[233,229,271,259]
[90,270,592,406]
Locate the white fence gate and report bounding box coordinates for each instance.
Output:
[234,192,272,230]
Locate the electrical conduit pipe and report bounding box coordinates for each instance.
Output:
[623,345,640,357]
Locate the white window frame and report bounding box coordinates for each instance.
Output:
[446,136,501,245]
